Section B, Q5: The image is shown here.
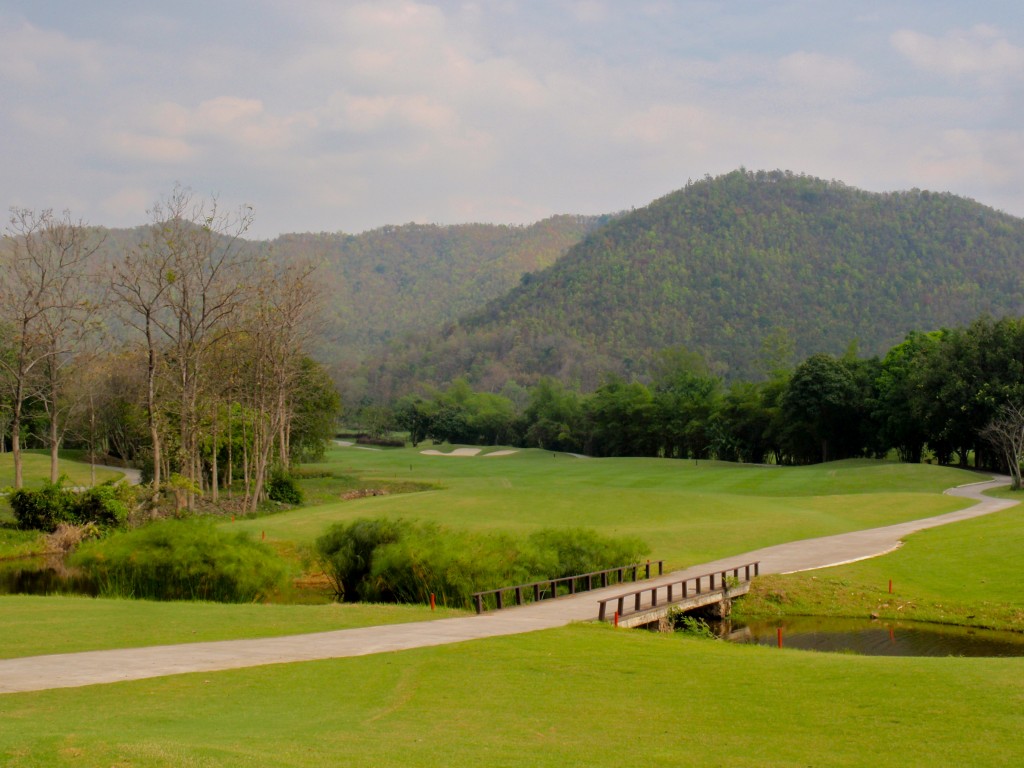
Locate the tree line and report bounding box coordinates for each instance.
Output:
[361,316,1024,486]
[0,188,340,511]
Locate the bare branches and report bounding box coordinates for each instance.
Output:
[0,208,104,486]
[981,403,1024,490]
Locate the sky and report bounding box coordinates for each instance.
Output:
[1,1,1022,240]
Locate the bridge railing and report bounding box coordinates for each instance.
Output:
[596,561,760,622]
[471,560,665,615]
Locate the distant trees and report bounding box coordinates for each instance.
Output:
[383,316,1024,477]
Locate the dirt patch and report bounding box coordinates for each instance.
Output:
[340,488,391,500]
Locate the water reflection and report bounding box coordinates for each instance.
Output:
[721,617,1024,657]
[0,556,98,597]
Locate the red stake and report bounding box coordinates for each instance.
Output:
[430,593,436,611]
[777,627,783,648]
[614,611,619,628]
[261,530,265,540]
[889,579,893,594]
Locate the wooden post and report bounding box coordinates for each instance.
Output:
[617,596,625,617]
[651,587,658,607]
[601,572,608,588]
[667,583,674,602]
[755,562,760,577]
[534,583,541,602]
[496,591,503,610]
[645,561,651,579]
[682,581,688,598]
[474,594,483,614]
[599,601,607,622]
[634,593,641,611]
[515,586,523,606]
[658,561,664,576]
[570,578,577,595]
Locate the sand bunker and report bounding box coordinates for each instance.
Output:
[420,447,482,457]
[484,450,519,457]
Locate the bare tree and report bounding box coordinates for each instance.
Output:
[0,208,102,487]
[150,187,255,509]
[241,259,322,512]
[981,403,1024,490]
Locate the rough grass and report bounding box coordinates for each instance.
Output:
[1,624,1022,767]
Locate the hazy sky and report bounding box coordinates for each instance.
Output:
[2,1,1022,239]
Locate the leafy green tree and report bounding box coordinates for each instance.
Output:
[781,353,859,463]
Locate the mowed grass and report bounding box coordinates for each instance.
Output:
[231,446,979,567]
[740,500,1024,631]
[0,596,461,659]
[0,451,124,490]
[2,623,1023,767]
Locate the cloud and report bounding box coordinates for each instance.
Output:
[891,25,1024,84]
[777,52,868,95]
[0,17,104,86]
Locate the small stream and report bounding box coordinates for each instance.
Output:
[720,616,1024,657]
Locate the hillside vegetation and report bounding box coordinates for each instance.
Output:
[364,169,1024,393]
[265,216,607,378]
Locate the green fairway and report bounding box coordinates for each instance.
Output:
[0,451,124,490]
[2,623,1022,767]
[739,502,1024,631]
[0,596,460,659]
[231,446,978,568]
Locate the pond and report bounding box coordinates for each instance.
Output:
[721,616,1024,658]
[0,556,98,597]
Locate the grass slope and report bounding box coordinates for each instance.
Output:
[0,451,124,490]
[232,446,978,568]
[740,499,1024,631]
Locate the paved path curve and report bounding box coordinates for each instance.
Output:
[0,476,1016,695]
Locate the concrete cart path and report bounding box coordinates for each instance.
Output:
[0,476,1016,695]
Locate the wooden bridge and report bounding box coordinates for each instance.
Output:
[472,560,666,614]
[596,561,759,628]
[471,559,759,630]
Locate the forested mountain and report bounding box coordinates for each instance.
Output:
[266,216,608,376]
[362,170,1024,398]
[88,215,607,385]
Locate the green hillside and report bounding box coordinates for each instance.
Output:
[86,215,606,392]
[364,169,1024,394]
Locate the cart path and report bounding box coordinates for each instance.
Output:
[0,476,1016,695]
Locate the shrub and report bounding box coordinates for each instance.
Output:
[267,471,303,504]
[70,518,287,602]
[10,482,76,532]
[315,517,410,601]
[10,480,137,532]
[315,518,651,609]
[75,483,134,527]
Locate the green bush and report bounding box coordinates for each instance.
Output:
[70,519,287,602]
[9,482,76,531]
[267,471,303,504]
[315,518,650,609]
[10,480,136,532]
[74,483,134,528]
[315,517,410,601]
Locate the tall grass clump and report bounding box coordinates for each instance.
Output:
[70,519,287,602]
[315,518,649,609]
